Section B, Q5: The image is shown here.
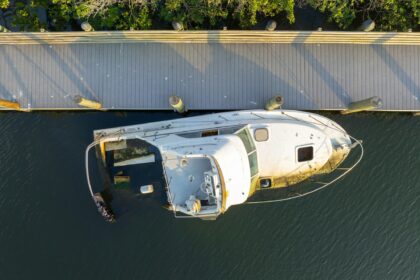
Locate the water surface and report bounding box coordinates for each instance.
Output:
[0,111,418,279]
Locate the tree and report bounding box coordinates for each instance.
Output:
[74,0,157,30]
[11,0,48,31]
[233,0,295,28]
[159,0,229,29]
[303,0,420,31]
[0,0,9,9]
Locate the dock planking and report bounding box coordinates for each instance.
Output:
[0,31,419,111]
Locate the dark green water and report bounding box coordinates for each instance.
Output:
[0,112,419,280]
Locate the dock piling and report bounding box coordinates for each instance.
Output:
[359,19,375,32]
[265,96,284,111]
[74,95,102,110]
[0,25,10,32]
[265,20,277,31]
[0,99,21,110]
[81,22,94,32]
[169,95,187,115]
[341,96,382,114]
[172,22,183,31]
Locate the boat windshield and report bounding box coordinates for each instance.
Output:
[236,127,258,177]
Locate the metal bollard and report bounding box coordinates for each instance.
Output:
[341,96,382,114]
[265,20,277,31]
[169,95,187,115]
[81,22,94,32]
[359,19,375,32]
[0,99,21,110]
[265,96,284,111]
[74,95,102,110]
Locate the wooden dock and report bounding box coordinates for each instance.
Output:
[0,31,419,111]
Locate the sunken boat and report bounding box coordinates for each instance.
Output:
[85,110,362,222]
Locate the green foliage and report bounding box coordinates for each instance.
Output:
[76,1,157,30]
[47,0,73,30]
[1,0,419,31]
[0,0,9,10]
[234,0,295,28]
[159,0,294,29]
[306,0,420,31]
[12,0,48,31]
[160,0,229,28]
[307,0,355,29]
[73,3,90,19]
[372,1,420,31]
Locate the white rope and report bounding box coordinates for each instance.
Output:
[85,139,100,198]
[85,129,124,201]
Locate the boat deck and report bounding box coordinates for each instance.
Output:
[163,153,212,205]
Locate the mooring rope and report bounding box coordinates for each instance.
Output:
[85,129,124,200]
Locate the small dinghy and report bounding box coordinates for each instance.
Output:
[85,110,363,221]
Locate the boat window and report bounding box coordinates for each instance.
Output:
[201,130,219,137]
[178,132,201,138]
[219,125,245,135]
[254,128,269,142]
[178,126,243,138]
[297,146,313,162]
[248,151,258,177]
[236,128,256,154]
[236,128,259,177]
